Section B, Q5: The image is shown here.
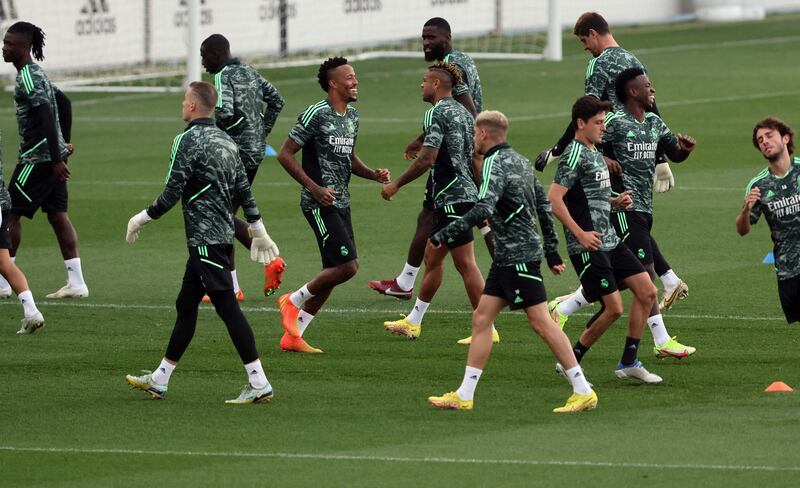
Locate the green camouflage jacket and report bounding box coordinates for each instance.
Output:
[584,47,645,110]
[443,49,483,113]
[13,62,69,165]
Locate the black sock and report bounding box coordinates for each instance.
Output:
[572,341,590,363]
[620,336,640,366]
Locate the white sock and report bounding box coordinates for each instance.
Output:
[406,298,429,325]
[244,359,269,389]
[19,290,39,317]
[64,258,86,288]
[491,324,497,332]
[151,359,175,385]
[455,366,483,401]
[566,365,592,395]
[558,287,591,316]
[648,314,671,346]
[0,257,15,290]
[660,270,680,290]
[290,284,313,308]
[297,310,315,337]
[231,270,240,293]
[395,262,419,291]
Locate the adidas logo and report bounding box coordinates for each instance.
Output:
[80,0,109,15]
[159,367,166,374]
[76,0,116,36]
[766,189,775,199]
[250,369,258,375]
[469,375,478,380]
[626,130,636,138]
[406,272,413,276]
[627,344,637,350]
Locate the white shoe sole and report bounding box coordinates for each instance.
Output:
[46,286,89,299]
[615,368,663,384]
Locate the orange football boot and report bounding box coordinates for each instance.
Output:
[263,257,287,296]
[277,292,300,337]
[279,332,322,353]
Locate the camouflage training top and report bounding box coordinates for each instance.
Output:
[443,49,483,113]
[0,133,10,211]
[603,110,677,214]
[288,99,358,211]
[585,47,645,110]
[146,118,261,247]
[214,58,285,168]
[745,157,800,280]
[14,62,69,165]
[554,139,620,255]
[422,97,477,209]
[433,143,559,266]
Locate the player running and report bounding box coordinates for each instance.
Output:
[548,96,663,384]
[549,68,697,359]
[276,57,390,353]
[737,117,800,324]
[427,110,596,413]
[124,81,279,404]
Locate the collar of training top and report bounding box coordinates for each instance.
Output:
[185,117,215,130]
[484,142,510,158]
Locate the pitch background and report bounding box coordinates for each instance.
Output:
[1,14,799,487]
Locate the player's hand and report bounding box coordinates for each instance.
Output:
[311,185,337,206]
[577,230,603,251]
[610,190,633,209]
[249,219,279,264]
[678,133,697,152]
[404,138,423,160]
[66,143,74,155]
[549,263,566,275]
[126,209,152,243]
[381,182,399,201]
[653,163,675,193]
[604,156,622,175]
[374,168,391,184]
[743,187,761,211]
[53,161,70,182]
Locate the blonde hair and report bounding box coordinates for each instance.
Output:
[475,110,509,136]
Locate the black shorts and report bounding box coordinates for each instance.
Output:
[8,162,68,218]
[432,202,474,249]
[245,166,259,185]
[303,206,357,268]
[185,244,234,293]
[612,211,654,264]
[0,210,11,249]
[569,244,646,302]
[483,261,547,310]
[777,276,800,324]
[422,175,435,211]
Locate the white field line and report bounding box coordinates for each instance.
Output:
[0,446,797,472]
[0,300,785,322]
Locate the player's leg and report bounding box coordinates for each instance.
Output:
[42,175,88,298]
[0,240,44,334]
[777,276,800,325]
[652,237,689,310]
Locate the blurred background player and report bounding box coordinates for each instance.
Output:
[200,33,285,301]
[368,17,492,303]
[0,130,45,334]
[1,21,88,299]
[550,68,697,359]
[381,62,486,341]
[125,81,279,404]
[427,110,596,413]
[276,57,390,353]
[548,96,662,384]
[533,12,688,308]
[737,117,800,324]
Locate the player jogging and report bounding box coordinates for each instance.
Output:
[427,110,596,413]
[124,81,279,404]
[276,57,390,353]
[737,117,800,324]
[548,96,663,384]
[200,34,285,301]
[1,22,88,299]
[549,68,697,359]
[381,62,486,341]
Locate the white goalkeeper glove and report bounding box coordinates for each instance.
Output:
[249,219,279,264]
[126,209,152,243]
[653,163,675,193]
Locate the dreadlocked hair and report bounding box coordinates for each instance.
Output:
[427,61,462,87]
[7,21,46,61]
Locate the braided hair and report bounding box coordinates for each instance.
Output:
[427,61,462,87]
[7,21,46,61]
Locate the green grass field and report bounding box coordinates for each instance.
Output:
[2,14,800,487]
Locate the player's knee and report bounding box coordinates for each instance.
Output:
[639,282,658,304]
[337,259,359,281]
[605,302,624,320]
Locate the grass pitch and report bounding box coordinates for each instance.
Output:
[1,14,800,487]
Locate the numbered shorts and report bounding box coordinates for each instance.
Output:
[483,261,547,310]
[432,202,475,249]
[612,211,655,265]
[303,206,357,268]
[777,276,800,324]
[0,210,11,249]
[569,244,645,303]
[8,162,68,218]
[185,244,234,293]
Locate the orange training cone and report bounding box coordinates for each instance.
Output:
[764,381,794,393]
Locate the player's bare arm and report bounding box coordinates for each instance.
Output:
[736,187,760,236]
[277,137,337,206]
[382,146,437,201]
[351,152,390,183]
[548,182,603,251]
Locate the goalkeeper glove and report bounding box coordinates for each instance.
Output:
[249,219,279,264]
[653,163,675,193]
[126,210,152,243]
